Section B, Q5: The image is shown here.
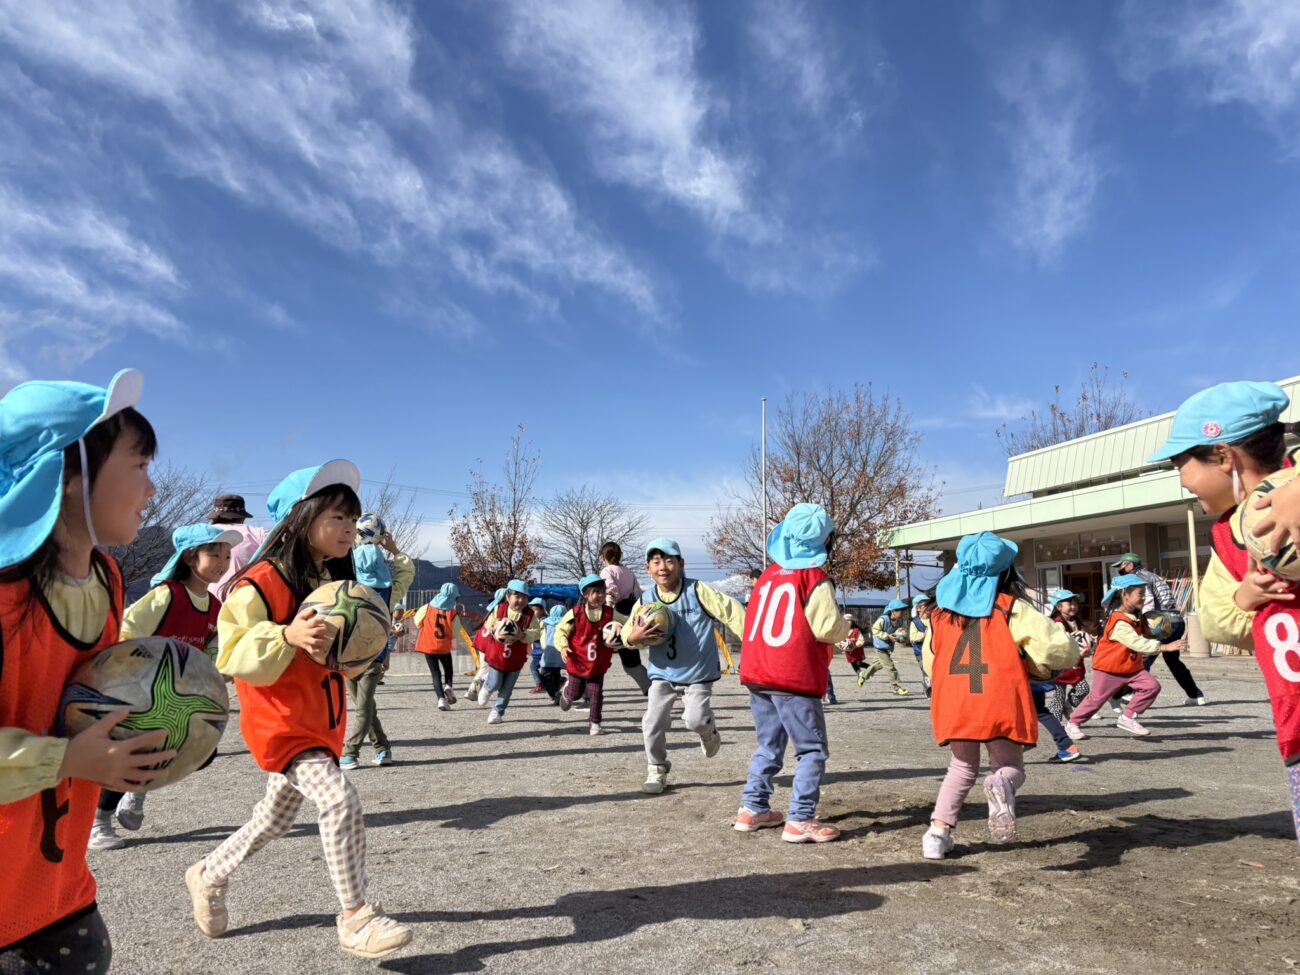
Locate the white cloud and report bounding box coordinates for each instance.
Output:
[1119,0,1300,145]
[968,386,1034,422]
[995,41,1103,262]
[0,0,663,377]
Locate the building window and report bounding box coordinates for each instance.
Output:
[1078,528,1130,559]
[1034,534,1080,563]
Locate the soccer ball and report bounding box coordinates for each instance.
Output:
[635,601,671,645]
[1238,466,1300,581]
[495,618,519,642]
[1144,612,1175,642]
[300,581,392,670]
[601,621,624,649]
[59,637,229,792]
[355,513,388,542]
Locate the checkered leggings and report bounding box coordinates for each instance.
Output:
[203,750,367,910]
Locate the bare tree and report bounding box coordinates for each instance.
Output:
[448,426,541,593]
[996,362,1150,456]
[108,462,213,589]
[537,486,649,581]
[363,468,426,559]
[706,385,938,592]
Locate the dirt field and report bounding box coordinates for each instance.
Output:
[91,654,1298,975]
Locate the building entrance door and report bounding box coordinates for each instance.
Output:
[1062,564,1105,627]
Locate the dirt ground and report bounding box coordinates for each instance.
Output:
[91,653,1298,975]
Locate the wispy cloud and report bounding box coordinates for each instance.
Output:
[995,41,1104,263]
[968,386,1034,422]
[1119,0,1300,146]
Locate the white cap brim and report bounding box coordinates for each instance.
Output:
[304,459,361,498]
[94,369,144,426]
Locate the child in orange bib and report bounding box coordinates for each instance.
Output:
[185,461,412,960]
[412,582,471,710]
[920,532,1075,860]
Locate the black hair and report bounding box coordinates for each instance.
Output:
[233,484,360,601]
[600,541,622,565]
[1176,421,1292,470]
[0,407,157,593]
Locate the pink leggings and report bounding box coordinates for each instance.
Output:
[1068,669,1160,723]
[932,739,1025,828]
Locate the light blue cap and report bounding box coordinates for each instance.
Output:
[352,544,392,590]
[1148,381,1289,463]
[430,582,460,611]
[884,598,908,613]
[578,573,605,593]
[1048,588,1080,609]
[1102,572,1146,608]
[506,579,530,596]
[485,587,507,612]
[266,459,361,525]
[912,593,933,608]
[644,537,682,560]
[0,369,143,570]
[529,597,546,607]
[935,531,1019,618]
[766,503,833,570]
[545,604,566,626]
[150,524,241,587]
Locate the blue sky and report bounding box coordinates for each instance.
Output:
[2,0,1300,576]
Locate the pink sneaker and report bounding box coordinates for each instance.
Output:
[733,807,784,832]
[782,819,840,844]
[983,774,1017,844]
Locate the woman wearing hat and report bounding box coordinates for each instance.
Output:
[208,493,269,600]
[920,532,1077,859]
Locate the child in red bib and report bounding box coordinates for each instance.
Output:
[920,532,1076,860]
[555,574,624,734]
[1148,381,1300,845]
[0,370,172,971]
[93,523,241,848]
[475,579,542,724]
[186,461,412,960]
[736,504,853,843]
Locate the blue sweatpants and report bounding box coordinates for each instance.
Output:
[1032,685,1072,751]
[485,667,523,716]
[741,690,830,822]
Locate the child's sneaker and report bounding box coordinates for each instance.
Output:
[782,819,840,843]
[339,755,360,771]
[337,904,412,959]
[921,825,954,860]
[487,711,503,724]
[1116,713,1151,736]
[890,684,910,696]
[733,807,784,832]
[443,684,457,704]
[1185,695,1207,706]
[1051,745,1082,763]
[372,749,393,767]
[89,817,124,850]
[1064,720,1087,741]
[115,791,147,831]
[557,693,572,712]
[465,678,482,701]
[699,727,722,758]
[983,774,1017,844]
[588,722,604,736]
[530,683,544,694]
[437,697,450,712]
[643,764,670,794]
[184,860,228,938]
[856,670,870,687]
[477,684,495,707]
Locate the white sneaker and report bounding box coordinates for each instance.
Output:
[589,722,604,736]
[487,711,503,724]
[699,728,722,759]
[337,903,412,959]
[185,860,228,938]
[984,774,1017,844]
[1064,721,1087,741]
[465,679,482,702]
[922,826,954,860]
[1116,714,1151,736]
[443,683,457,705]
[477,685,495,707]
[115,791,146,831]
[643,764,670,794]
[1110,704,1123,714]
[89,818,124,850]
[557,693,572,712]
[1185,696,1207,706]
[437,697,450,712]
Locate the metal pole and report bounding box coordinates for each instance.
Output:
[761,397,768,568]
[894,549,901,598]
[1186,505,1200,612]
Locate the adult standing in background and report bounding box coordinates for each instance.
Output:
[208,494,268,599]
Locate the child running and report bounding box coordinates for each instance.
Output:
[599,541,651,694]
[735,504,853,842]
[537,604,568,702]
[93,522,241,849]
[1063,575,1171,739]
[1147,381,1300,844]
[910,594,934,697]
[838,614,868,679]
[619,538,746,795]
[185,460,412,959]
[555,574,625,735]
[466,587,506,702]
[921,531,1076,859]
[411,583,470,711]
[528,596,547,693]
[477,579,542,724]
[859,598,911,695]
[1,369,174,972]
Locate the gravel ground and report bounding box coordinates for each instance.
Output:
[91,654,1298,975]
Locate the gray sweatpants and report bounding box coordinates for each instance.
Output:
[642,679,716,767]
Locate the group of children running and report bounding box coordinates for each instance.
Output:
[2,369,1299,971]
